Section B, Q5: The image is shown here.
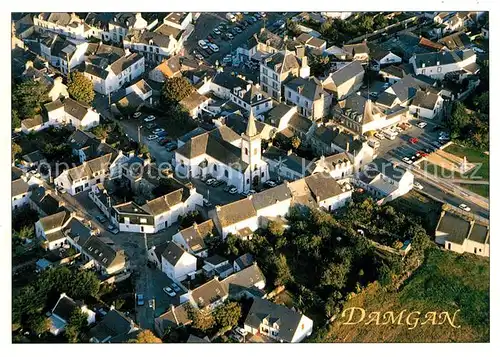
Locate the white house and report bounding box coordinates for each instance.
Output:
[172,220,217,258]
[284,76,332,120]
[84,44,145,95]
[356,158,414,203]
[174,111,270,193]
[409,49,478,80]
[260,49,303,100]
[179,278,228,311]
[12,178,31,210]
[230,84,273,116]
[222,263,266,300]
[34,13,90,40]
[108,13,149,44]
[49,293,96,336]
[54,153,111,196]
[125,79,152,102]
[45,98,100,130]
[313,152,354,180]
[322,60,365,101]
[409,90,444,119]
[161,241,197,281]
[39,33,89,76]
[244,298,313,343]
[370,49,402,71]
[163,12,192,31]
[435,211,489,257]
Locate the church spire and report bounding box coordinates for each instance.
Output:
[245,108,258,137]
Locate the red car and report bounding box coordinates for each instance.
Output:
[417,150,429,157]
[409,137,419,144]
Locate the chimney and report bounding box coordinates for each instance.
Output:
[215,205,221,212]
[25,60,33,70]
[110,305,115,311]
[287,149,293,156]
[346,141,350,153]
[193,222,198,229]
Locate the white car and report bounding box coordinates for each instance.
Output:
[234,327,248,336]
[147,134,158,140]
[203,198,213,207]
[206,178,216,185]
[213,28,221,35]
[394,126,404,133]
[153,128,165,134]
[459,203,471,212]
[133,112,142,118]
[265,180,277,187]
[163,287,176,297]
[144,115,156,122]
[472,47,485,54]
[413,182,424,190]
[402,157,413,165]
[229,187,238,194]
[226,33,234,40]
[374,132,385,141]
[198,40,208,49]
[208,43,219,52]
[417,122,427,129]
[245,190,256,197]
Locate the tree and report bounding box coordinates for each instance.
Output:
[161,77,194,105]
[12,80,48,118]
[68,71,95,104]
[224,234,240,257]
[138,143,149,155]
[129,329,162,343]
[447,101,471,137]
[187,306,215,333]
[268,221,285,237]
[473,91,489,114]
[92,125,110,140]
[273,254,293,287]
[12,109,21,129]
[214,302,242,330]
[27,314,51,335]
[12,142,22,161]
[291,136,301,150]
[65,308,88,343]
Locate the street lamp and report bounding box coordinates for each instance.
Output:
[138,125,143,144]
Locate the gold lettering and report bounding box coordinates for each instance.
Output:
[406,311,421,330]
[381,310,407,325]
[341,307,366,325]
[438,310,461,328]
[421,311,438,325]
[365,311,382,325]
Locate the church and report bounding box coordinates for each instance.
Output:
[173,110,270,193]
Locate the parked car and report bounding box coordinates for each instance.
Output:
[234,26,242,33]
[166,143,177,151]
[265,180,277,187]
[136,294,144,306]
[402,157,413,165]
[424,147,432,154]
[171,283,181,292]
[417,122,427,128]
[209,43,219,52]
[374,132,385,141]
[107,224,119,234]
[153,128,165,134]
[229,187,238,194]
[207,35,215,43]
[213,28,221,35]
[144,115,156,122]
[147,134,158,141]
[95,214,107,223]
[163,286,176,297]
[198,40,208,49]
[133,112,142,118]
[226,32,234,40]
[245,189,256,197]
[212,180,224,187]
[203,198,213,207]
[230,333,244,342]
[459,203,471,212]
[394,126,404,133]
[206,178,216,185]
[413,182,424,190]
[409,137,419,144]
[234,327,248,336]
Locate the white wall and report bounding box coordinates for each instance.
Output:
[291,315,314,343]
[161,252,197,281]
[222,216,259,239]
[12,192,31,210]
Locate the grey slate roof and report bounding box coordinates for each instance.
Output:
[215,198,257,227]
[468,222,489,244]
[82,236,126,269]
[285,76,325,101]
[244,298,306,343]
[38,208,72,232]
[370,158,408,183]
[52,294,80,322]
[288,113,313,133]
[191,278,228,309]
[251,184,293,211]
[12,178,30,197]
[222,263,265,297]
[205,254,228,267]
[178,220,216,253]
[263,51,300,74]
[412,49,475,68]
[305,173,344,201]
[89,309,135,342]
[438,32,471,50]
[162,241,191,267]
[234,253,255,270]
[436,211,471,245]
[330,60,364,86]
[411,90,440,110]
[387,75,420,102]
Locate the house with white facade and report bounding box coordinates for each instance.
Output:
[244,298,313,343]
[108,13,150,43]
[89,308,141,343]
[284,76,332,120]
[44,97,100,130]
[237,27,286,62]
[174,110,270,193]
[369,49,402,71]
[180,91,211,118]
[34,13,91,40]
[84,43,145,95]
[221,263,266,300]
[435,210,489,257]
[49,293,96,336]
[39,33,89,76]
[260,49,303,101]
[409,89,444,119]
[172,220,217,258]
[313,152,354,180]
[161,241,197,281]
[12,177,31,210]
[296,33,327,52]
[163,12,193,31]
[322,60,364,101]
[409,49,478,80]
[356,158,414,203]
[54,153,111,196]
[179,278,228,311]
[80,236,128,276]
[125,79,152,103]
[230,84,273,116]
[263,146,315,181]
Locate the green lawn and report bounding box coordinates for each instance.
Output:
[444,144,489,181]
[317,248,489,343]
[458,183,489,198]
[419,161,455,179]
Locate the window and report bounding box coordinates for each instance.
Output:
[437,66,442,73]
[447,243,451,250]
[140,218,147,224]
[265,102,269,108]
[143,45,147,51]
[245,148,248,155]
[246,179,250,184]
[261,171,265,177]
[213,164,218,171]
[85,183,89,188]
[254,148,257,155]
[156,48,159,53]
[263,68,268,76]
[224,169,229,177]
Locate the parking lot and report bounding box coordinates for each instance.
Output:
[184,12,295,66]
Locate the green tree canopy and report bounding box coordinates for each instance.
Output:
[12,109,21,129]
[291,136,301,150]
[12,142,22,161]
[187,306,215,333]
[161,77,194,105]
[129,329,162,343]
[68,71,95,104]
[12,80,48,118]
[473,91,489,114]
[27,314,51,336]
[214,302,242,330]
